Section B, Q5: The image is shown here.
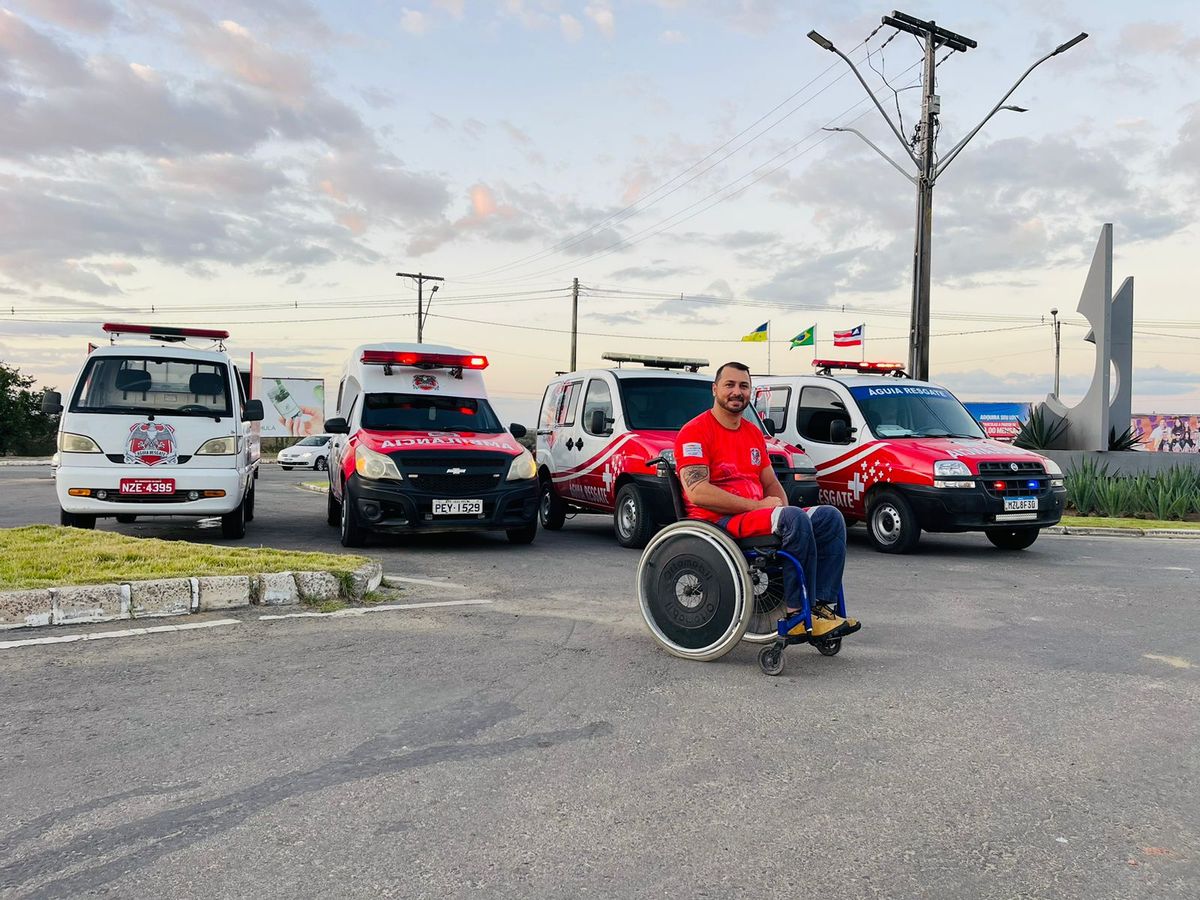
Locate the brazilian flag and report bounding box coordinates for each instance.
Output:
[789,326,815,349]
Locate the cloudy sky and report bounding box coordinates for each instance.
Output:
[2,0,1198,423]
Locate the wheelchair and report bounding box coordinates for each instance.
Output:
[636,455,849,676]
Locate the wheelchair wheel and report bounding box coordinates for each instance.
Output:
[758,644,784,676]
[742,563,788,645]
[816,639,842,657]
[637,520,753,661]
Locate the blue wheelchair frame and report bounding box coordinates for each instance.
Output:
[743,547,848,638]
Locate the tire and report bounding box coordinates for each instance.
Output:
[615,483,654,549]
[985,526,1040,551]
[539,480,567,530]
[115,514,138,524]
[339,484,367,548]
[743,563,788,644]
[315,456,328,472]
[758,645,785,676]
[244,482,256,523]
[326,488,341,527]
[636,520,754,661]
[221,497,246,539]
[506,521,538,545]
[60,509,96,529]
[866,489,921,554]
[281,465,292,471]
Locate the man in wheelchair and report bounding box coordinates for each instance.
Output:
[675,361,861,642]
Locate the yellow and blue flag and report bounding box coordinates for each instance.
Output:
[741,322,769,342]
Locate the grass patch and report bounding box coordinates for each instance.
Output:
[314,599,348,613]
[0,525,369,591]
[300,481,328,492]
[1061,515,1200,531]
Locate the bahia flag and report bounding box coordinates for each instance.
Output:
[833,324,864,347]
[741,322,769,342]
[789,326,815,349]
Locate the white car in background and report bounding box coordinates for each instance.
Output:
[278,434,332,471]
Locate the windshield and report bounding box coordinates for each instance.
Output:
[295,435,328,446]
[849,384,984,439]
[618,377,717,430]
[361,393,503,433]
[70,355,233,417]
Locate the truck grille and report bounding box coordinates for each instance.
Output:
[406,474,500,495]
[979,461,1045,476]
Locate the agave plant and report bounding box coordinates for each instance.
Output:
[1014,404,1068,450]
[1108,425,1142,451]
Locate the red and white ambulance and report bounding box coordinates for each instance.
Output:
[42,323,264,538]
[323,344,539,547]
[754,360,1066,553]
[536,353,818,548]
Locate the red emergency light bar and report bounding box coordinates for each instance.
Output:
[813,359,907,375]
[360,350,488,370]
[102,322,230,340]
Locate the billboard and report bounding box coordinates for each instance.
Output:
[260,377,325,437]
[964,402,1030,442]
[1131,415,1199,453]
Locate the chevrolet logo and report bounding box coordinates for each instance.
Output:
[446,467,467,475]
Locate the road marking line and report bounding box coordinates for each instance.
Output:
[259,599,493,620]
[382,575,468,589]
[1159,566,1193,572]
[0,618,241,651]
[1143,653,1194,669]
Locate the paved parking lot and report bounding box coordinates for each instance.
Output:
[2,466,1198,899]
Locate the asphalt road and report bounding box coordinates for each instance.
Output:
[2,466,1198,899]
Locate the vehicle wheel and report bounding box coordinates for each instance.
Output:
[281,465,292,471]
[315,456,328,471]
[506,521,538,545]
[244,482,256,523]
[326,489,341,527]
[539,480,566,530]
[743,563,787,644]
[340,485,367,548]
[615,483,654,549]
[985,526,1040,551]
[816,639,842,657]
[114,514,138,524]
[866,489,921,554]
[758,645,785,676]
[221,498,246,539]
[60,509,96,529]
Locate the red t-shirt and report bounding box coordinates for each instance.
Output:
[674,410,768,523]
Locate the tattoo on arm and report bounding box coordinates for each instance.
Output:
[680,465,709,488]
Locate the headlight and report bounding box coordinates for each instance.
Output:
[59,432,100,453]
[197,436,238,455]
[298,452,312,458]
[506,449,537,481]
[1041,458,1062,476]
[355,444,402,480]
[933,459,971,477]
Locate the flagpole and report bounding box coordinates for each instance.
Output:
[861,324,865,362]
[767,320,772,374]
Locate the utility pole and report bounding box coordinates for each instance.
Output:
[808,14,1087,381]
[395,271,444,343]
[1050,307,1061,396]
[570,278,579,371]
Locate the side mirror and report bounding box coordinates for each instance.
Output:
[324,417,350,435]
[589,408,614,435]
[42,390,63,415]
[829,419,855,444]
[242,399,265,422]
[762,417,779,437]
[509,423,527,439]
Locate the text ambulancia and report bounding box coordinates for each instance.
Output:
[324,344,538,547]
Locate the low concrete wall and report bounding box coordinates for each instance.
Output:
[1042,450,1200,476]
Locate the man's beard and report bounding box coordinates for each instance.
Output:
[716,394,746,414]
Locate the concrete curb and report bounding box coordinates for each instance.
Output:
[0,560,382,631]
[1045,525,1200,539]
[297,482,329,494]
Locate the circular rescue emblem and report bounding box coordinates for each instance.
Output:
[413,374,439,391]
[751,447,761,467]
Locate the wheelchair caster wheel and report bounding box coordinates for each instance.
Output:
[758,645,784,676]
[816,639,842,657]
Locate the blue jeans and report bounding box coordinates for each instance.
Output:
[774,506,846,609]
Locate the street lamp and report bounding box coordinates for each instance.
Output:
[1050,307,1061,397]
[423,284,439,336]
